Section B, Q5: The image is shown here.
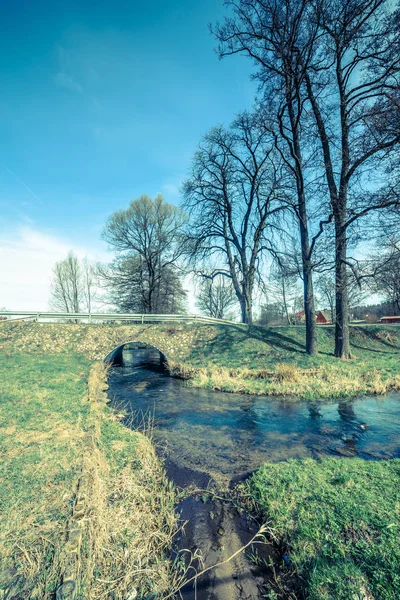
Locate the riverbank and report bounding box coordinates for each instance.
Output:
[1,321,400,399]
[172,324,400,399]
[239,457,400,600]
[107,358,400,599]
[0,352,179,599]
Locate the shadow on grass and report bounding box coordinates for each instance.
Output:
[192,324,342,361]
[192,324,400,365]
[351,326,400,351]
[232,324,335,357]
[201,324,309,356]
[246,324,306,351]
[350,343,400,355]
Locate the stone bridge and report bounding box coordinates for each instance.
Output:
[1,321,214,367]
[105,341,168,369]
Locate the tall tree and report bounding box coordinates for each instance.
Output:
[374,237,400,314]
[300,0,400,356]
[81,257,98,314]
[183,113,285,325]
[213,0,328,354]
[214,0,400,357]
[265,259,303,325]
[196,275,237,319]
[102,195,187,314]
[316,269,368,320]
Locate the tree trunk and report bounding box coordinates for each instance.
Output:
[240,295,253,325]
[303,262,317,355]
[299,196,317,355]
[334,216,351,358]
[285,77,317,355]
[281,276,292,325]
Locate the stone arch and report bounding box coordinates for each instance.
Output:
[104,340,168,371]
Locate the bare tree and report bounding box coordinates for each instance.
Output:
[374,237,400,314]
[183,113,285,325]
[264,259,303,325]
[81,257,99,314]
[300,0,400,356]
[50,252,82,313]
[315,273,336,322]
[102,195,188,314]
[215,0,400,357]
[50,252,100,314]
[196,275,237,319]
[213,0,328,353]
[316,269,368,321]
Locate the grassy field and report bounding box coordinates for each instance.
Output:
[241,458,400,600]
[175,324,400,399]
[0,352,179,599]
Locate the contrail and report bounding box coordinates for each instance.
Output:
[1,162,43,204]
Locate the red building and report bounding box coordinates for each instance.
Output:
[380,316,400,324]
[294,310,332,324]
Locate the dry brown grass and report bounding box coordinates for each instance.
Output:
[0,356,184,600]
[68,363,184,600]
[169,359,400,399]
[272,363,302,382]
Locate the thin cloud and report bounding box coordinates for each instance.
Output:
[0,225,107,311]
[53,70,84,94]
[53,45,84,94]
[1,163,43,204]
[161,180,183,200]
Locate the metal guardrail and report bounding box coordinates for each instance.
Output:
[1,311,398,327]
[0,311,238,326]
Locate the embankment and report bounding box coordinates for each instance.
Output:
[1,320,400,398]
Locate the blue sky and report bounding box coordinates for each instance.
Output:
[0,0,256,308]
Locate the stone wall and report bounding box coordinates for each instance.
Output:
[0,321,215,364]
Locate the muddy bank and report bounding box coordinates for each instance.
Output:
[176,494,277,600]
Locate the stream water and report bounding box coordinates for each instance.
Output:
[107,345,400,600]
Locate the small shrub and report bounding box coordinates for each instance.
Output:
[273,363,300,382]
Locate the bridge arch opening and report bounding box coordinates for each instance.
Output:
[104,341,168,372]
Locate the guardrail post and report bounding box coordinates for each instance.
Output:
[141,314,144,325]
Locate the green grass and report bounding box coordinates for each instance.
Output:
[0,352,178,599]
[177,324,400,398]
[242,458,400,600]
[0,351,91,511]
[0,352,91,597]
[187,324,399,369]
[1,324,399,598]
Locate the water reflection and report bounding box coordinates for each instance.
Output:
[107,348,400,487]
[307,402,322,421]
[338,399,356,423]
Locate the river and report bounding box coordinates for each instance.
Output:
[107,344,400,600]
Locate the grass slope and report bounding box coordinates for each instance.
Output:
[242,458,400,600]
[0,352,178,599]
[1,321,400,398]
[178,324,400,398]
